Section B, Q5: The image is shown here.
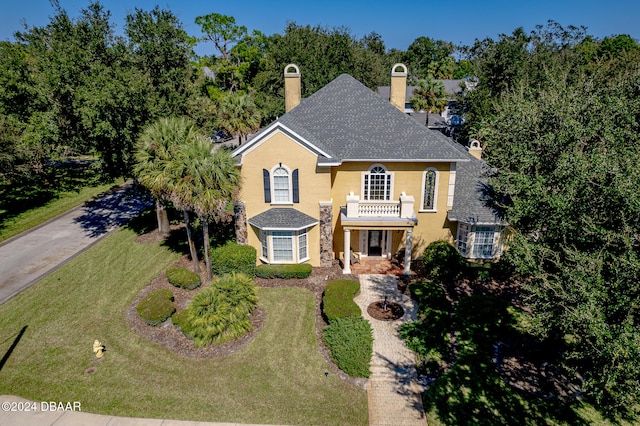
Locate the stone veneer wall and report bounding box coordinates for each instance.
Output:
[234,201,248,245]
[319,203,333,266]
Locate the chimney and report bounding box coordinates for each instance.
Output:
[389,63,408,112]
[468,139,482,160]
[284,64,301,112]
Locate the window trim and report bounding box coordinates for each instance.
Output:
[270,164,292,205]
[456,223,503,260]
[420,167,439,212]
[270,231,295,263]
[361,163,393,201]
[260,228,310,264]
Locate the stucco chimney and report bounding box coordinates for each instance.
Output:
[389,63,408,112]
[468,139,483,160]
[284,64,301,112]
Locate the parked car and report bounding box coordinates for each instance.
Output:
[211,130,232,143]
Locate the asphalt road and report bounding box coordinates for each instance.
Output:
[0,183,152,305]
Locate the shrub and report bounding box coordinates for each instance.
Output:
[211,242,257,276]
[322,316,373,378]
[184,272,258,347]
[256,263,312,279]
[171,309,194,338]
[322,279,361,322]
[137,289,175,326]
[422,240,464,283]
[401,281,452,375]
[166,267,201,290]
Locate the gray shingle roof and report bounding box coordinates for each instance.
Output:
[277,74,468,162]
[248,208,318,230]
[448,156,505,225]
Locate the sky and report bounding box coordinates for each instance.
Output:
[1,0,639,57]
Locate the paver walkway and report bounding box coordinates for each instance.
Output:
[0,182,151,304]
[356,274,427,426]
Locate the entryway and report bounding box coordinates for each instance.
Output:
[359,230,392,258]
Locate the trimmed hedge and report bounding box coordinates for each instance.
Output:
[171,309,194,338]
[211,242,257,276]
[137,289,175,326]
[256,263,312,279]
[322,279,361,322]
[322,316,373,378]
[166,267,201,290]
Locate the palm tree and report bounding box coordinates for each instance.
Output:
[409,76,447,114]
[134,117,201,272]
[134,117,180,235]
[169,139,241,279]
[216,92,261,144]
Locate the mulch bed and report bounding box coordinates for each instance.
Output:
[127,231,365,387]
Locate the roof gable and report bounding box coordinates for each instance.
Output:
[236,73,468,163]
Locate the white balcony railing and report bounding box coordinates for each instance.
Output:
[358,200,400,216]
[346,192,415,219]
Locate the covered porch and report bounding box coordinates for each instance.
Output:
[340,207,417,275]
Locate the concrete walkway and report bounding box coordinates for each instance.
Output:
[0,183,151,305]
[0,395,281,426]
[355,274,427,426]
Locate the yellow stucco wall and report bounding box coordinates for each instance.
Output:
[330,162,455,260]
[237,130,331,266]
[238,133,458,265]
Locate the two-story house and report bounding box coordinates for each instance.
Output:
[231,63,504,274]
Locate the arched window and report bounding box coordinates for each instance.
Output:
[363,164,392,200]
[421,168,438,211]
[272,166,290,202]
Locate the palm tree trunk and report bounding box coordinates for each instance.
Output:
[156,199,171,235]
[203,218,212,280]
[182,210,200,273]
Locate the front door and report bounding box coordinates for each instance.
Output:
[368,230,383,257]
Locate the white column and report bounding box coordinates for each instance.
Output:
[343,229,351,274]
[403,229,413,275]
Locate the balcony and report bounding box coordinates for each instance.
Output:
[345,192,415,219]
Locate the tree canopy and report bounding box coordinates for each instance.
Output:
[462,21,640,412]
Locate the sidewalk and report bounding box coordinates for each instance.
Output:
[0,183,151,305]
[355,274,427,426]
[0,395,282,426]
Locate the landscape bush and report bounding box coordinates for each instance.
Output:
[183,272,258,347]
[400,281,452,374]
[171,309,195,338]
[422,240,465,283]
[322,316,373,378]
[322,279,361,322]
[136,289,175,326]
[166,267,201,290]
[211,242,256,276]
[256,263,312,279]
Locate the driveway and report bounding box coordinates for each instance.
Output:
[0,183,152,304]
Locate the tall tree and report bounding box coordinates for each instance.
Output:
[256,23,386,99]
[409,76,447,113]
[215,93,261,144]
[126,6,197,119]
[134,116,202,272]
[195,13,247,60]
[170,141,240,279]
[478,46,640,412]
[405,36,455,80]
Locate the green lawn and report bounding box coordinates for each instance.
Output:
[0,227,367,425]
[0,180,121,243]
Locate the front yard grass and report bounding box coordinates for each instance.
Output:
[0,180,122,243]
[0,227,367,425]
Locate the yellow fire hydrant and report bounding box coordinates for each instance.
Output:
[93,340,105,358]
